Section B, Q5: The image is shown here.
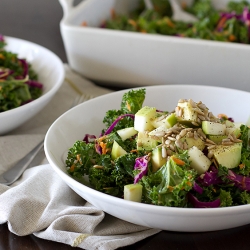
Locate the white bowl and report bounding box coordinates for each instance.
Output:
[0,36,64,135]
[45,85,250,232]
[59,0,250,91]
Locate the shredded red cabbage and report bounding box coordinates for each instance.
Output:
[188,193,221,208]
[227,170,250,191]
[25,80,43,89]
[197,166,223,186]
[103,114,135,136]
[19,59,29,78]
[83,134,96,143]
[134,155,149,184]
[193,182,203,194]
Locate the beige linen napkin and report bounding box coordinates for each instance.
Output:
[0,65,160,249]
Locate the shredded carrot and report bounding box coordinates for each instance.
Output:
[228,34,236,42]
[217,113,228,119]
[126,101,131,111]
[98,136,106,142]
[100,141,110,155]
[239,163,245,170]
[140,29,147,33]
[168,186,174,192]
[110,8,116,19]
[70,165,75,172]
[166,18,175,28]
[76,154,81,161]
[216,16,227,30]
[0,54,5,60]
[81,21,87,27]
[128,19,137,27]
[172,156,185,166]
[186,181,192,187]
[130,149,138,153]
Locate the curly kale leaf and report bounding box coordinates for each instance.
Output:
[102,88,146,133]
[89,152,137,197]
[121,88,146,114]
[66,140,100,177]
[233,125,250,175]
[0,80,31,112]
[141,152,197,207]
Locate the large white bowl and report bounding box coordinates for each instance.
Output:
[59,0,250,91]
[0,36,64,135]
[45,85,250,232]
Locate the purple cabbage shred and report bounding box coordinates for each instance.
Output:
[103,114,135,136]
[134,155,149,184]
[187,193,221,208]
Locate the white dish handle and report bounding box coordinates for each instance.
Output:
[58,0,75,18]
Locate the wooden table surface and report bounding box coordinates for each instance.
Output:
[1,0,250,249]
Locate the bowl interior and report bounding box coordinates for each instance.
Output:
[45,85,250,232]
[0,36,64,134]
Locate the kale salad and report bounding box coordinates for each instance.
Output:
[100,0,250,44]
[66,88,250,208]
[0,35,43,112]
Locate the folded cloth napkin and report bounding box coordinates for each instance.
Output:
[0,64,160,249]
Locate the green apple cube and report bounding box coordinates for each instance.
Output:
[124,183,142,202]
[151,147,167,172]
[137,131,159,150]
[209,143,242,169]
[111,140,127,160]
[134,106,156,132]
[202,121,226,135]
[188,146,211,174]
[177,101,198,123]
[117,127,138,141]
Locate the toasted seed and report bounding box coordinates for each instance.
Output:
[207,145,216,150]
[206,138,216,145]
[183,142,188,150]
[197,128,206,139]
[169,144,175,151]
[175,139,184,149]
[178,98,187,103]
[198,114,206,121]
[207,151,214,158]
[187,131,194,138]
[167,136,176,141]
[162,146,167,158]
[154,131,165,137]
[179,129,188,137]
[193,131,199,140]
[166,149,173,156]
[192,121,200,126]
[189,99,197,108]
[93,165,104,169]
[222,141,234,145]
[197,103,207,110]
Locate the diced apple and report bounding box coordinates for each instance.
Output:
[137,131,159,151]
[151,147,167,172]
[209,143,242,169]
[188,146,211,174]
[111,140,127,160]
[124,183,142,202]
[117,127,137,141]
[134,106,156,132]
[202,121,226,135]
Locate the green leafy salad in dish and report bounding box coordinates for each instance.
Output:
[66,88,250,208]
[99,0,250,44]
[0,35,43,112]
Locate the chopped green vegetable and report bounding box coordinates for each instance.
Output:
[0,34,43,112]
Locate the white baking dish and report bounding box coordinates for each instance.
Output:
[59,0,250,91]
